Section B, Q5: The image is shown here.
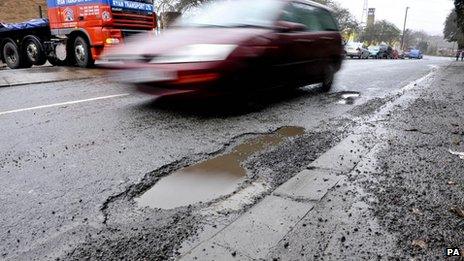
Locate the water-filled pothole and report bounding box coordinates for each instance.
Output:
[337,91,361,105]
[135,126,305,209]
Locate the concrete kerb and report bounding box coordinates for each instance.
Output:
[0,77,95,88]
[180,134,372,260]
[180,67,441,260]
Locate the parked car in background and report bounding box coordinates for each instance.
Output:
[398,51,406,59]
[377,44,393,59]
[345,42,370,59]
[368,46,380,59]
[104,0,344,97]
[407,49,423,59]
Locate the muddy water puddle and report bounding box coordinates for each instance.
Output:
[337,91,361,105]
[135,126,305,209]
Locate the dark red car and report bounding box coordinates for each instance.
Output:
[104,0,344,97]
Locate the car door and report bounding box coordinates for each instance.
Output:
[311,6,342,73]
[274,2,320,85]
[281,3,339,83]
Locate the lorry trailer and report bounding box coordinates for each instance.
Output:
[0,0,156,69]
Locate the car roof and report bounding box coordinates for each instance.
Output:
[280,0,334,12]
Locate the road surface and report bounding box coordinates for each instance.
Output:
[0,57,454,260]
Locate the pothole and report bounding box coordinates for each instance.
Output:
[135,126,305,209]
[337,91,361,105]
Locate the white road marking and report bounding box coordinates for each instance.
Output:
[0,93,130,116]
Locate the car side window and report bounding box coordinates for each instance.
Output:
[281,3,317,31]
[281,3,300,24]
[315,9,339,31]
[281,3,338,32]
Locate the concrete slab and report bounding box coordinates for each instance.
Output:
[180,242,252,261]
[273,169,343,201]
[0,66,105,87]
[309,134,368,172]
[200,181,270,216]
[207,196,314,259]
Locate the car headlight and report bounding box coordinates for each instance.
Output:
[150,44,237,64]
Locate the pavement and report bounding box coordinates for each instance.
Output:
[0,66,105,87]
[0,56,461,260]
[179,62,464,260]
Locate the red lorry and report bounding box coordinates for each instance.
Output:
[0,0,156,69]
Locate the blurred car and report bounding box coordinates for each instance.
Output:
[368,46,380,59]
[398,51,406,59]
[377,44,393,59]
[103,0,344,97]
[407,49,423,59]
[345,42,370,59]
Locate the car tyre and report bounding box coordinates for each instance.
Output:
[320,65,334,93]
[73,36,94,68]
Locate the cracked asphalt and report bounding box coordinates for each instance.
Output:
[0,57,456,260]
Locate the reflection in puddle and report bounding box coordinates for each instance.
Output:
[337,92,361,105]
[135,126,305,209]
[449,149,464,159]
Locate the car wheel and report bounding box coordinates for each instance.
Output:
[22,36,47,66]
[73,36,95,68]
[320,65,334,93]
[2,41,31,69]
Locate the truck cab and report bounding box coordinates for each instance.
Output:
[0,0,156,69]
[47,0,156,67]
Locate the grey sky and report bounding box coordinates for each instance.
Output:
[337,0,455,35]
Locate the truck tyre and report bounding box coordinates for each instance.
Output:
[47,56,66,66]
[73,36,94,68]
[2,41,31,69]
[22,36,47,66]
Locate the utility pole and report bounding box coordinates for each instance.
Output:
[361,0,369,27]
[359,0,368,42]
[400,7,410,51]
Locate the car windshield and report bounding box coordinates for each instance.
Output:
[369,46,379,51]
[175,0,284,28]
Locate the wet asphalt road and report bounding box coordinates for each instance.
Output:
[0,57,453,259]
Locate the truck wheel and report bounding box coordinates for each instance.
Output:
[22,36,47,66]
[47,56,66,66]
[73,36,94,68]
[2,42,20,69]
[2,41,31,69]
[3,41,32,69]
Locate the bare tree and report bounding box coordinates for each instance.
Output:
[456,0,464,33]
[444,9,464,49]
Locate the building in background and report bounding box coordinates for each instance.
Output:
[367,8,376,26]
[0,0,47,23]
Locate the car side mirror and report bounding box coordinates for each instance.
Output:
[275,21,307,33]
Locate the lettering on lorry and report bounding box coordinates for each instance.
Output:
[55,0,99,6]
[111,0,154,11]
[79,5,100,17]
